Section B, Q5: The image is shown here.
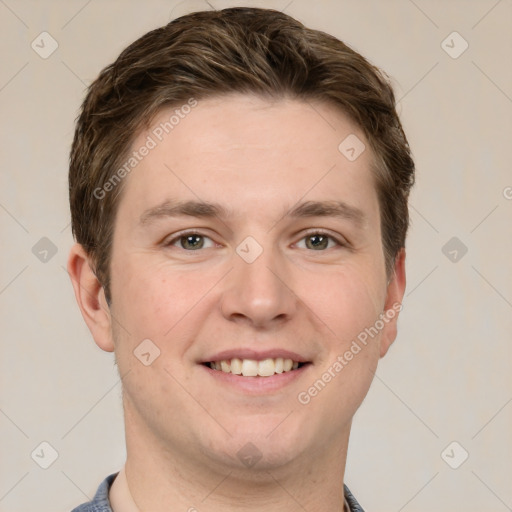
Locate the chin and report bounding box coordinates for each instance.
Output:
[197,413,314,472]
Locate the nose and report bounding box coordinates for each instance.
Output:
[220,242,298,329]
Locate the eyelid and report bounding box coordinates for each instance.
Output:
[162,228,350,250]
[163,229,217,248]
[296,228,350,248]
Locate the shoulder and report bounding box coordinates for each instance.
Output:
[344,483,366,512]
[70,473,118,512]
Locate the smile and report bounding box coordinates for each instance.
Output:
[204,358,307,377]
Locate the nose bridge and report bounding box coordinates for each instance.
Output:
[221,237,297,326]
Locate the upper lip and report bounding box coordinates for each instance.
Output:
[200,348,310,364]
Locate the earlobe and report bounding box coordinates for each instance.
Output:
[379,248,406,358]
[67,243,115,352]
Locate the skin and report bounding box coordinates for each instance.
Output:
[68,94,406,512]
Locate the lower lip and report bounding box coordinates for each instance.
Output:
[199,364,311,394]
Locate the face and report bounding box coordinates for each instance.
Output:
[73,94,405,474]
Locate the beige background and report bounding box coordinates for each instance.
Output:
[1,0,511,511]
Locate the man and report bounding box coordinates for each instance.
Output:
[67,7,414,511]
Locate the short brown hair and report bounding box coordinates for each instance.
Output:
[69,7,415,302]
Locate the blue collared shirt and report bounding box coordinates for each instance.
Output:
[71,473,365,512]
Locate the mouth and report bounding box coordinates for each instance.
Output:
[202,357,309,377]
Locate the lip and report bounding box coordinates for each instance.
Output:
[199,348,310,364]
[199,362,312,394]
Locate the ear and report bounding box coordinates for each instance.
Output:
[379,248,406,358]
[67,243,114,352]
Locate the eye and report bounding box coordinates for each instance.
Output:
[296,231,344,251]
[165,232,215,251]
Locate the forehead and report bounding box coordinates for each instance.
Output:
[117,94,378,225]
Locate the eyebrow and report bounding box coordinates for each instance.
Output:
[139,200,230,225]
[139,199,366,227]
[287,200,366,227]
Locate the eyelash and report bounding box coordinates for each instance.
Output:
[164,229,348,251]
[299,229,347,250]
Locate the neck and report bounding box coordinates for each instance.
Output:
[122,408,351,512]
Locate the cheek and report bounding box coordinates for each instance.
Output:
[111,258,220,350]
[296,276,382,428]
[301,262,385,343]
[299,264,384,395]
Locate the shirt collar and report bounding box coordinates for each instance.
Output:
[78,470,365,512]
[109,466,139,512]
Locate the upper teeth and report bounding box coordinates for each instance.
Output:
[209,358,300,377]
